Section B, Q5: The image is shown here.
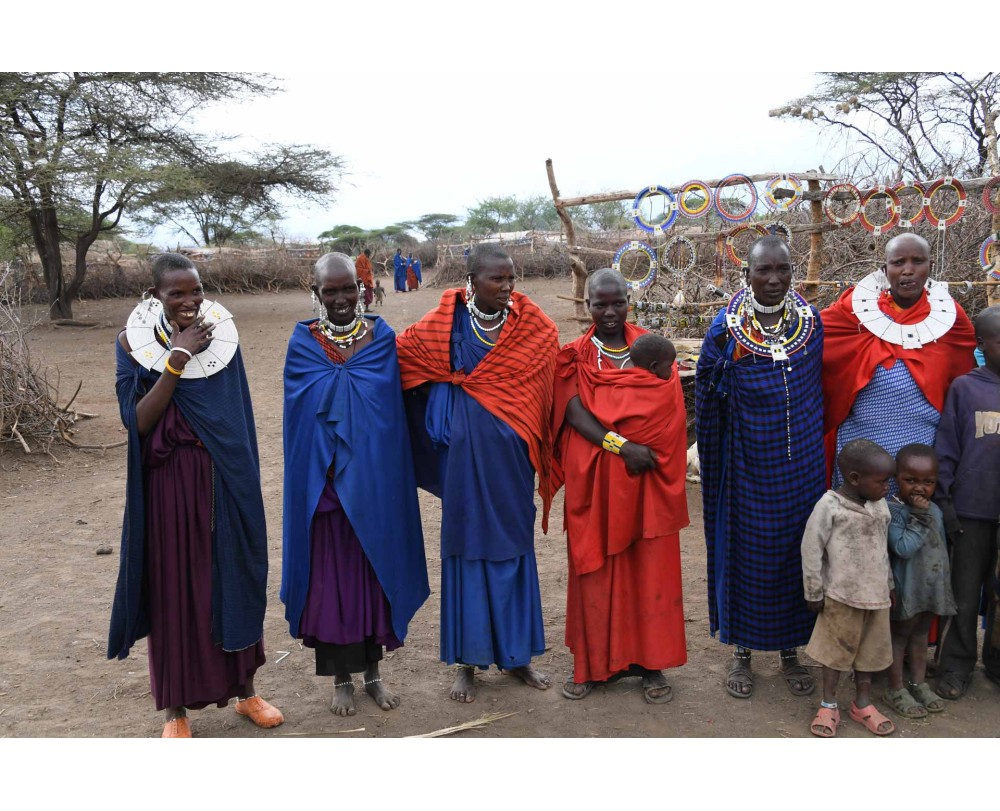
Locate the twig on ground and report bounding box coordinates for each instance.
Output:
[406,711,518,738]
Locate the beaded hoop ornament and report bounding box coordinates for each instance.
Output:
[631,185,678,233]
[660,235,697,274]
[724,287,815,362]
[724,224,769,267]
[763,174,803,212]
[768,221,792,242]
[982,177,1000,214]
[924,177,967,230]
[858,185,901,235]
[851,269,956,349]
[714,174,758,223]
[612,240,658,291]
[980,233,1000,280]
[126,297,238,378]
[822,183,862,226]
[678,180,713,218]
[892,181,926,227]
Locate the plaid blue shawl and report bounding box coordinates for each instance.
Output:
[695,307,825,650]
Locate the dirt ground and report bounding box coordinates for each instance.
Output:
[2,271,998,739]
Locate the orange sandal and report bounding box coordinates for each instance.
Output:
[849,701,895,736]
[810,706,840,738]
[161,717,192,738]
[235,695,284,728]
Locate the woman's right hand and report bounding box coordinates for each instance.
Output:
[620,441,658,475]
[169,316,214,364]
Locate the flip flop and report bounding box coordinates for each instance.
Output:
[809,706,840,738]
[909,681,945,713]
[779,658,816,697]
[561,679,594,700]
[849,701,895,736]
[883,686,928,719]
[642,675,673,704]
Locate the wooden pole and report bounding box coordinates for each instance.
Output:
[546,158,589,329]
[805,177,824,305]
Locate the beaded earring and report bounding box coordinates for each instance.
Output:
[465,275,474,303]
[356,283,366,317]
[311,290,325,319]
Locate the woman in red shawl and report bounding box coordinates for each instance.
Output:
[822,233,976,489]
[551,269,689,703]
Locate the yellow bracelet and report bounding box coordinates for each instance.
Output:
[602,431,628,455]
[163,359,183,377]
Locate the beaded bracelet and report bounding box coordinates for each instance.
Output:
[822,183,862,226]
[714,174,758,223]
[924,176,967,230]
[982,176,1000,215]
[892,181,926,227]
[612,240,658,292]
[678,180,713,218]
[163,359,183,376]
[602,431,628,455]
[170,347,194,360]
[631,185,678,234]
[858,185,901,235]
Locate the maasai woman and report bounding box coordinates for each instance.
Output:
[406,254,419,291]
[281,253,429,717]
[393,248,406,292]
[551,269,689,703]
[696,236,824,700]
[108,252,282,738]
[396,243,558,703]
[822,233,975,491]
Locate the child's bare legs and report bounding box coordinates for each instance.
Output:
[889,615,920,690]
[854,670,875,708]
[821,665,842,705]
[906,613,934,684]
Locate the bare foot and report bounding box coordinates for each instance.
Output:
[450,666,476,703]
[330,681,356,716]
[365,679,400,711]
[506,664,551,690]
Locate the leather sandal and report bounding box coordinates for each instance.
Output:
[235,695,284,728]
[161,717,192,738]
[726,654,753,699]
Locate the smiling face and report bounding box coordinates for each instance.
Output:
[469,256,515,314]
[155,267,204,329]
[896,454,938,504]
[884,234,930,308]
[587,279,629,342]
[313,260,359,326]
[746,243,792,307]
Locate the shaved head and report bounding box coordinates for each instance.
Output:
[837,438,893,479]
[314,252,356,285]
[885,232,930,258]
[975,305,1000,339]
[587,268,628,299]
[748,235,790,268]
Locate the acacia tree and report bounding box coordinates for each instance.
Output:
[143,146,342,247]
[770,72,999,180]
[0,72,286,319]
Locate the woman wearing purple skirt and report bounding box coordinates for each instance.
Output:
[109,252,283,738]
[282,253,429,717]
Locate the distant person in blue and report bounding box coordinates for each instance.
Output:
[282,253,429,717]
[393,248,406,292]
[109,252,283,738]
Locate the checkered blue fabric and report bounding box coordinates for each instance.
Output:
[832,361,940,495]
[696,308,825,650]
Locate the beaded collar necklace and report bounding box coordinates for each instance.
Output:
[317,316,368,348]
[591,335,631,369]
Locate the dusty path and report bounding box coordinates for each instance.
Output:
[2,273,998,738]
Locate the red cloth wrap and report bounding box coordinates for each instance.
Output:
[821,286,975,480]
[396,288,559,526]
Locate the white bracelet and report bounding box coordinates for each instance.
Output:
[170,347,194,360]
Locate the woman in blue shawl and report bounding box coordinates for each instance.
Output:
[281,253,429,717]
[695,236,825,701]
[108,253,282,738]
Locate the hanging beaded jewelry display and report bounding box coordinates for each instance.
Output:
[763,174,803,212]
[979,233,1000,280]
[660,235,697,274]
[630,185,679,234]
[316,314,369,349]
[923,177,967,230]
[714,174,758,223]
[590,335,631,369]
[893,181,926,227]
[724,224,769,267]
[678,180,713,218]
[612,240,658,292]
[822,183,863,226]
[982,176,1000,214]
[466,294,508,348]
[851,269,956,349]
[723,286,815,363]
[126,297,238,378]
[768,220,792,242]
[859,185,901,235]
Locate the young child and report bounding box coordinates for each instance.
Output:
[374,278,385,307]
[630,333,675,380]
[801,438,897,737]
[884,443,956,718]
[933,305,1000,698]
